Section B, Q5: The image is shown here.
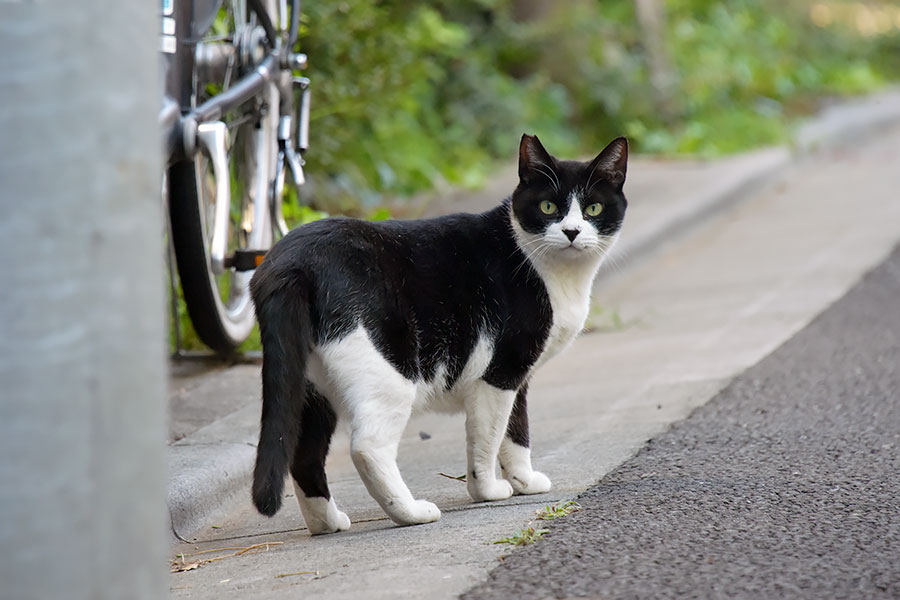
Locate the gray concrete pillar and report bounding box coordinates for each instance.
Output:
[0,2,167,599]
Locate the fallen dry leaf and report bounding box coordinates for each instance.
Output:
[171,561,200,573]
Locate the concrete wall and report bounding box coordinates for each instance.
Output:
[0,2,167,599]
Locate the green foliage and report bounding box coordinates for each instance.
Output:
[169,277,205,353]
[294,0,899,208]
[282,201,328,226]
[536,500,581,520]
[296,0,578,211]
[493,527,550,546]
[367,207,393,221]
[647,0,890,154]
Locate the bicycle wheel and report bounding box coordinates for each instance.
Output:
[169,0,284,354]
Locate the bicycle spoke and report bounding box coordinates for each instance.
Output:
[224,111,256,131]
[223,49,235,91]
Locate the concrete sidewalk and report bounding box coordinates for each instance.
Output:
[166,92,900,595]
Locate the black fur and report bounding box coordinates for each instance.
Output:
[249,273,312,516]
[290,386,338,499]
[249,135,628,517]
[505,384,530,448]
[256,206,555,390]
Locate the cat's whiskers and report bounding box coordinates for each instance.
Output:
[534,248,557,266]
[584,177,606,198]
[587,238,626,275]
[532,162,560,193]
[513,238,553,278]
[587,248,616,275]
[517,236,545,249]
[605,257,627,277]
[583,163,600,199]
[509,235,545,262]
[514,243,546,275]
[607,245,629,274]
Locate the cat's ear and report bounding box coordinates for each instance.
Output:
[589,137,628,189]
[518,134,556,183]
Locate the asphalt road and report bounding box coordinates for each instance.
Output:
[463,243,900,599]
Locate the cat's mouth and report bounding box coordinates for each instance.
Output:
[558,242,588,257]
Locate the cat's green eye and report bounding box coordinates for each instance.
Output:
[540,200,558,215]
[585,203,603,217]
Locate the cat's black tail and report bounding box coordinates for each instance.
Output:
[250,271,312,517]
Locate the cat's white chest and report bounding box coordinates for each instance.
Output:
[535,263,596,365]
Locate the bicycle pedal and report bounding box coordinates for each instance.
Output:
[225,250,268,271]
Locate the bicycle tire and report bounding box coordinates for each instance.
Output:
[168,159,256,354]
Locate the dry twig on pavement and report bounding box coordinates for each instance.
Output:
[171,542,284,573]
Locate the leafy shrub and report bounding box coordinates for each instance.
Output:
[294,0,898,209]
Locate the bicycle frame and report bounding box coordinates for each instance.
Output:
[159,0,307,271]
[159,0,300,162]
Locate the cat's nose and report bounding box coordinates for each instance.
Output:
[562,228,580,242]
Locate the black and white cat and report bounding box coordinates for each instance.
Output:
[250,134,628,534]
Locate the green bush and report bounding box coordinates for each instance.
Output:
[294,0,898,209]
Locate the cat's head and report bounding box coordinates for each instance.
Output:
[510,134,628,265]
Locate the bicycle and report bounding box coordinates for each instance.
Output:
[158,0,309,354]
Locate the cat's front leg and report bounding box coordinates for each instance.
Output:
[464,383,516,502]
[499,385,552,495]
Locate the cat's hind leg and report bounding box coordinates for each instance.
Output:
[290,386,351,535]
[464,382,517,502]
[347,391,441,526]
[499,385,552,495]
[326,327,440,527]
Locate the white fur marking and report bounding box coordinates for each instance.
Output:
[558,191,586,234]
[464,383,516,502]
[457,335,494,385]
[292,481,351,535]
[499,439,552,495]
[510,209,611,365]
[312,325,441,526]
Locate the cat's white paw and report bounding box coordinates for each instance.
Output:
[307,508,351,535]
[295,490,351,536]
[411,499,442,523]
[301,495,352,536]
[468,478,514,502]
[506,470,552,495]
[388,499,441,526]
